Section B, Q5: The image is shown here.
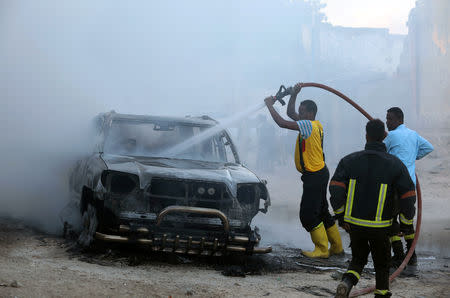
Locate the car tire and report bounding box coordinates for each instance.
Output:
[78,204,98,248]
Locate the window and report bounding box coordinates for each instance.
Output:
[104,120,237,163]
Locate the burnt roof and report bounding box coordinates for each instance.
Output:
[102,111,218,126]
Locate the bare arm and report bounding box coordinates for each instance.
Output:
[264,97,299,131]
[286,83,303,121]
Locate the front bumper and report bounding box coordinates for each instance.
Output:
[95,206,272,255]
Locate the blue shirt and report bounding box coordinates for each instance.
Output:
[383,124,434,185]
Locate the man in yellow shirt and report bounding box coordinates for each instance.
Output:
[264,83,343,258]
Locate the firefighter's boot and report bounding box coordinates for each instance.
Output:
[374,289,392,297]
[302,224,329,259]
[391,239,405,268]
[406,238,417,266]
[335,276,353,298]
[326,223,344,255]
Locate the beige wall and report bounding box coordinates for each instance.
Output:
[398,0,450,124]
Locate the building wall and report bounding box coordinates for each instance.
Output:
[398,0,450,124]
[316,25,405,75]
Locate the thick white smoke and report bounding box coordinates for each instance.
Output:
[0,0,317,234]
[1,1,447,256]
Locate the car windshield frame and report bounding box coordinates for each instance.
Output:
[102,119,239,164]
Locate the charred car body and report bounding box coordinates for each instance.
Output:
[70,111,271,255]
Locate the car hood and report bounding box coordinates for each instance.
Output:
[101,154,261,197]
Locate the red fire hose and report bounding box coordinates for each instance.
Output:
[296,82,422,297]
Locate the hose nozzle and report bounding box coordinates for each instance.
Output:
[274,85,293,106]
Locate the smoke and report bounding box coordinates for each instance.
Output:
[1,1,448,255]
[0,0,318,235]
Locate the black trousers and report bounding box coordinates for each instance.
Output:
[299,165,335,232]
[344,226,391,292]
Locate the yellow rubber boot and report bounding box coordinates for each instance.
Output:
[302,223,330,258]
[326,223,344,255]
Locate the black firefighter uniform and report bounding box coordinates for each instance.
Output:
[329,141,416,296]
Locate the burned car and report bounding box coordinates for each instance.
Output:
[70,111,271,255]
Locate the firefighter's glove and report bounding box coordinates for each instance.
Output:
[337,217,350,232]
[400,222,413,235]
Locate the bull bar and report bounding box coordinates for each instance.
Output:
[94,206,272,255]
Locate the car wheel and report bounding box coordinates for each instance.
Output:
[78,204,98,248]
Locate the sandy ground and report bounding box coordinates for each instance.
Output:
[0,125,449,297]
[0,220,448,298]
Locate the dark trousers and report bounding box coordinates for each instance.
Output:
[389,217,416,265]
[344,227,391,292]
[299,165,335,232]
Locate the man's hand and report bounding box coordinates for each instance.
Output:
[264,96,276,106]
[291,83,303,96]
[400,222,413,235]
[338,217,351,232]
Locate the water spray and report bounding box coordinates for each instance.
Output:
[164,102,266,157]
[164,84,295,158]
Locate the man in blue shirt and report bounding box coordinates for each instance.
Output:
[384,107,434,267]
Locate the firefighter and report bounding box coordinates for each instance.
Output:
[264,83,343,258]
[330,119,416,298]
[384,107,434,267]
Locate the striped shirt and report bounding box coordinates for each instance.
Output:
[296,120,313,139]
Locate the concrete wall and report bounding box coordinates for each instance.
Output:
[397,0,450,124]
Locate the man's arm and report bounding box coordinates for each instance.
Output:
[329,158,350,231]
[264,97,299,131]
[416,134,434,160]
[286,83,303,121]
[329,159,348,218]
[383,132,392,152]
[395,162,416,233]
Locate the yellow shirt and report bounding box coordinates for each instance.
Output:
[294,120,325,173]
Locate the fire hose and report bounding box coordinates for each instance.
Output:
[274,82,422,297]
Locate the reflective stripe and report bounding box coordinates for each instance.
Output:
[345,179,356,217]
[311,222,323,231]
[343,180,392,228]
[400,190,416,199]
[347,270,360,280]
[404,233,415,240]
[344,215,393,228]
[390,236,401,242]
[374,289,390,295]
[334,205,345,215]
[330,180,346,189]
[400,213,413,225]
[376,184,388,222]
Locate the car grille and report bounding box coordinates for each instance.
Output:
[147,178,231,211]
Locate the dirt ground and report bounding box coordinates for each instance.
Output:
[0,125,449,298]
[0,219,448,298]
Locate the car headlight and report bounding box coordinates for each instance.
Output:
[237,183,258,204]
[101,170,139,194]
